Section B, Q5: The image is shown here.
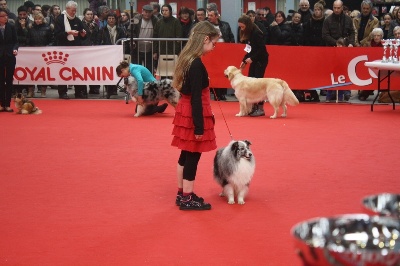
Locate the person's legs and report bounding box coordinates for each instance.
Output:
[4,58,16,108]
[0,64,6,109]
[249,61,267,116]
[58,85,69,99]
[177,150,210,210]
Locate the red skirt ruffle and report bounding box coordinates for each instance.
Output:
[171,88,217,153]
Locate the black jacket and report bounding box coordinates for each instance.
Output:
[27,23,53,46]
[54,14,86,46]
[215,19,235,43]
[0,22,19,58]
[322,12,355,46]
[240,28,268,63]
[303,16,325,46]
[269,22,292,45]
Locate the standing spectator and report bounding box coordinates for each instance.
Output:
[97,12,126,98]
[388,8,400,39]
[23,1,35,22]
[381,13,392,40]
[0,0,17,23]
[289,11,304,46]
[0,7,19,112]
[269,11,292,45]
[54,1,87,99]
[26,13,53,98]
[88,0,106,23]
[353,0,379,47]
[118,11,130,32]
[178,7,193,39]
[81,7,100,95]
[13,6,30,95]
[298,0,313,25]
[322,0,355,47]
[42,5,51,19]
[97,5,111,30]
[132,4,158,72]
[264,7,275,26]
[323,0,354,101]
[207,8,235,101]
[244,10,267,44]
[29,5,42,24]
[304,0,326,46]
[153,4,182,61]
[150,2,162,20]
[171,21,219,211]
[48,5,61,31]
[194,8,207,24]
[238,15,269,117]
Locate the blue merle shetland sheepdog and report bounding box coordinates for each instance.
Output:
[213,140,255,204]
[124,76,180,117]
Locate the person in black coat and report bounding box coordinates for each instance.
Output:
[238,15,269,117]
[269,11,291,45]
[0,8,19,112]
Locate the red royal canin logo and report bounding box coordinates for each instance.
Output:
[42,51,69,65]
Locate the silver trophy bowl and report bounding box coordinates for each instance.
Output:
[291,214,400,266]
[362,193,400,218]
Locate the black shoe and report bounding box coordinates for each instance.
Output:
[179,194,211,210]
[59,93,69,99]
[219,95,227,101]
[157,103,168,113]
[175,192,204,206]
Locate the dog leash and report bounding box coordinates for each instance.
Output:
[211,87,233,140]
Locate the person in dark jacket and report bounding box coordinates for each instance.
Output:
[26,13,53,98]
[54,1,87,99]
[97,12,126,98]
[207,8,235,101]
[0,7,19,112]
[303,0,326,46]
[298,0,313,25]
[322,0,355,47]
[269,11,291,45]
[81,7,100,95]
[289,11,304,46]
[238,15,269,117]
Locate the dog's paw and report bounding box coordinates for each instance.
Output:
[281,114,287,118]
[269,115,277,119]
[219,192,225,197]
[134,113,140,117]
[227,200,235,204]
[238,200,246,205]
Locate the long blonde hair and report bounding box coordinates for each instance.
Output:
[172,21,220,91]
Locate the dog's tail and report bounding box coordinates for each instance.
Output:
[32,107,42,115]
[281,80,300,106]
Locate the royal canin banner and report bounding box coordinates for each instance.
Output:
[203,44,400,90]
[14,46,123,85]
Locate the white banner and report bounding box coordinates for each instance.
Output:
[14,45,124,85]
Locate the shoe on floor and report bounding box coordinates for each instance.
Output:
[249,109,265,117]
[157,103,168,113]
[175,192,204,206]
[179,194,211,210]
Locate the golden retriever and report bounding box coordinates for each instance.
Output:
[224,66,299,119]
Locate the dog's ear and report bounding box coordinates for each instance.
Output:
[230,141,242,160]
[244,140,252,147]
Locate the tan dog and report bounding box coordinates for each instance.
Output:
[224,66,299,119]
[14,93,42,115]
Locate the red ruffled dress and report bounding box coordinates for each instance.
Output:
[171,58,217,153]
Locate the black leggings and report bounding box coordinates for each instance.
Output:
[178,150,202,181]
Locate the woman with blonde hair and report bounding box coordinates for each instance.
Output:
[171,21,219,210]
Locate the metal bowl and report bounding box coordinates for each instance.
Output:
[362,193,400,218]
[291,214,400,266]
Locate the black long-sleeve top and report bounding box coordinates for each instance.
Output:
[181,57,209,135]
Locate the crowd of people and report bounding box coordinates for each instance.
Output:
[1,0,398,110]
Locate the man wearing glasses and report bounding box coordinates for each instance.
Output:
[298,0,313,24]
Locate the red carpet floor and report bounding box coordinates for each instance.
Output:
[1,99,399,265]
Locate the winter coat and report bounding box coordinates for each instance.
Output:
[269,22,292,45]
[153,16,182,55]
[27,23,53,46]
[303,16,325,46]
[322,12,355,46]
[289,22,304,46]
[353,13,379,47]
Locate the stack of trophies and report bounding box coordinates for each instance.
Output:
[291,193,400,265]
[382,39,400,63]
